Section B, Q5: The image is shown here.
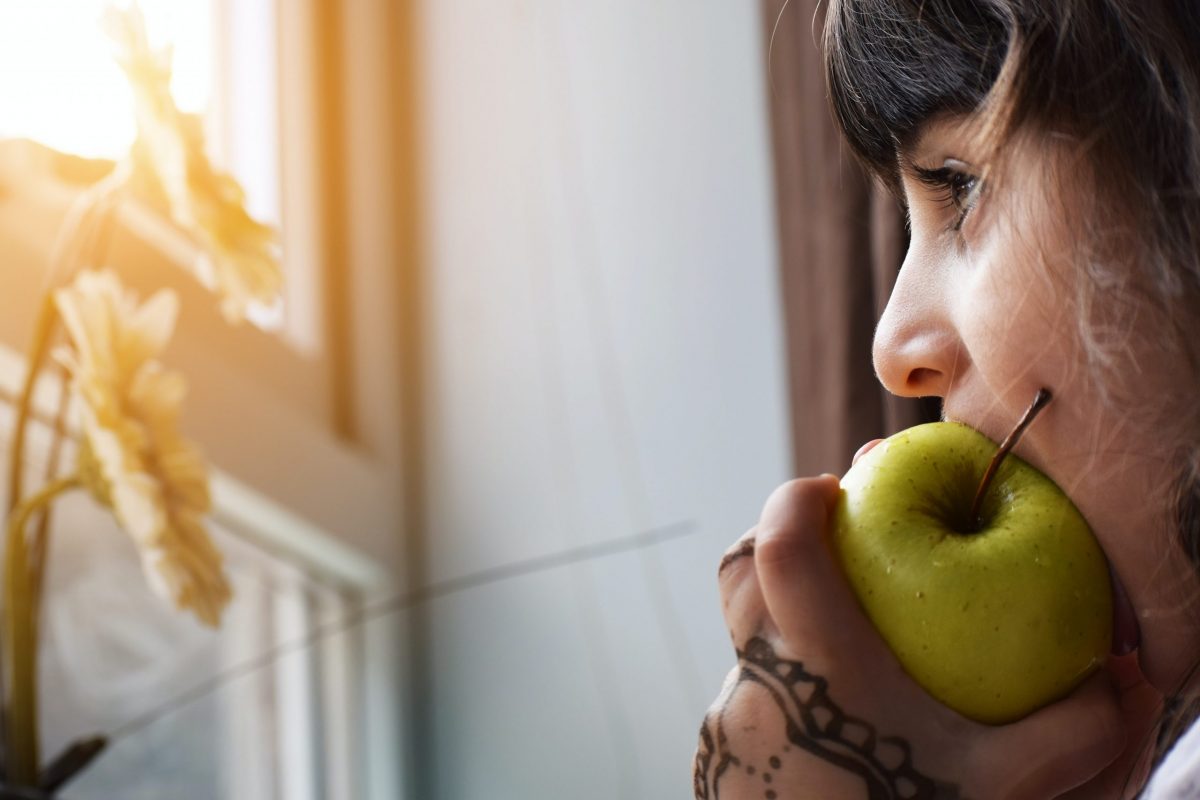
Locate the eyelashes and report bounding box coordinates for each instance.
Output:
[913,163,983,233]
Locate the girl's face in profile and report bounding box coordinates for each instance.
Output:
[876,115,1200,695]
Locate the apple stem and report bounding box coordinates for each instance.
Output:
[968,388,1053,528]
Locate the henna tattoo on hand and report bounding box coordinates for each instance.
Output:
[719,538,756,578]
[693,638,964,800]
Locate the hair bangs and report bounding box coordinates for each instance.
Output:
[823,0,1011,187]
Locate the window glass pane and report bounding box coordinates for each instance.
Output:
[0,1,280,228]
[0,0,288,331]
[0,1,213,159]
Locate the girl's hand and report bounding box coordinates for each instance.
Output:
[1053,653,1160,799]
[694,474,1129,799]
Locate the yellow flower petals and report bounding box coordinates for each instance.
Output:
[106,3,282,323]
[55,269,231,627]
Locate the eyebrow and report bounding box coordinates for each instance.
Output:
[896,112,977,168]
[895,123,936,167]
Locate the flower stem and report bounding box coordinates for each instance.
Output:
[6,297,58,520]
[3,474,81,786]
[28,375,71,649]
[10,156,127,515]
[30,192,122,650]
[3,298,59,779]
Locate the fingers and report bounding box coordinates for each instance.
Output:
[1052,656,1162,799]
[753,476,884,660]
[980,669,1125,798]
[717,530,756,580]
[717,528,771,647]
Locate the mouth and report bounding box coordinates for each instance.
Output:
[1110,567,1141,656]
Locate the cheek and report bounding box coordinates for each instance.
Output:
[957,247,1149,480]
[965,192,1182,442]
[953,238,1086,413]
[947,233,1156,505]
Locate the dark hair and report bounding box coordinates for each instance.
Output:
[826,1,1200,198]
[822,0,1200,783]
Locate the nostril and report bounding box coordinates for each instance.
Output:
[907,367,943,391]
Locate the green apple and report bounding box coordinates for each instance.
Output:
[832,421,1112,724]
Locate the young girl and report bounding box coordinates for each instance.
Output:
[694,1,1200,797]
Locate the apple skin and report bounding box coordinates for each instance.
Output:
[833,421,1112,725]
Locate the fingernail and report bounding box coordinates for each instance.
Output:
[852,439,884,465]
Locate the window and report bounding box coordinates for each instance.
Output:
[0,0,278,226]
[0,1,410,797]
[39,504,367,799]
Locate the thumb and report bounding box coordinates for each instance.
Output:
[981,668,1125,798]
[753,475,873,652]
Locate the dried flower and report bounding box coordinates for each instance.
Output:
[104,3,282,323]
[55,269,231,626]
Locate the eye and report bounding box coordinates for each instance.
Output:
[913,160,982,232]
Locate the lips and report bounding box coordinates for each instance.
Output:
[1110,568,1141,656]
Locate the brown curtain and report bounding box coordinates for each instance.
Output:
[761,0,934,476]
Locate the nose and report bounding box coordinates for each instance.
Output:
[872,256,964,399]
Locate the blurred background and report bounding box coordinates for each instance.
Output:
[0,0,926,798]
